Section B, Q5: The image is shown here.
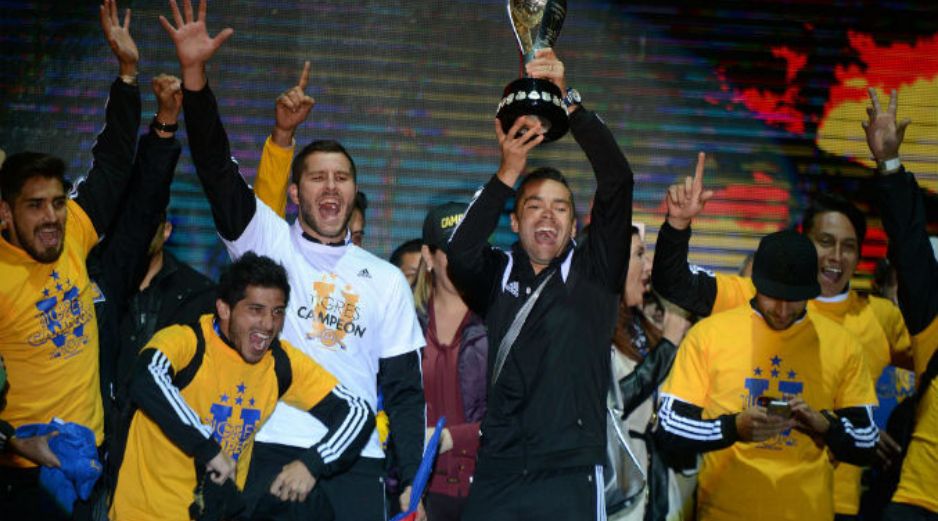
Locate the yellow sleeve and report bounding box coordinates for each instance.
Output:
[834,334,878,409]
[912,318,938,378]
[67,199,99,257]
[280,341,339,411]
[870,296,914,371]
[661,324,711,407]
[713,274,756,314]
[254,135,295,218]
[143,324,198,372]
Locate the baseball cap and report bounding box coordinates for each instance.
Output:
[422,202,466,249]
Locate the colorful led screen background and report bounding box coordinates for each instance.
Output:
[2,0,936,283]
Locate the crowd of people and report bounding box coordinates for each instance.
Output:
[1,1,936,521]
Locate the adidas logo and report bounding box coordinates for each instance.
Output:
[357,268,372,279]
[505,281,519,297]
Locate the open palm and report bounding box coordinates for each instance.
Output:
[99,0,138,68]
[159,0,233,69]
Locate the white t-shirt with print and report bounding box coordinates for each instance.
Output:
[223,199,425,458]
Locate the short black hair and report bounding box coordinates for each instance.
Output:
[513,167,576,217]
[354,191,368,216]
[217,252,290,307]
[390,238,422,266]
[801,193,867,245]
[291,140,357,185]
[0,152,68,204]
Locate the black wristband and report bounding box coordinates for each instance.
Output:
[150,115,179,133]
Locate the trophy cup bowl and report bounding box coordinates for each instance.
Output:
[496,0,569,143]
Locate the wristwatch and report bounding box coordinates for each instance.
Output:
[150,115,179,134]
[877,157,902,174]
[563,87,581,111]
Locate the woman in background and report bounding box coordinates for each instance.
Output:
[413,202,488,521]
[608,225,693,521]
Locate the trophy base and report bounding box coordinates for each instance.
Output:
[496,77,569,143]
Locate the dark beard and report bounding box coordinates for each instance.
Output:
[14,221,64,264]
[298,199,352,242]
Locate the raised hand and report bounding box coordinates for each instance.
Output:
[99,0,138,78]
[862,88,911,166]
[269,460,317,502]
[525,48,567,94]
[273,61,316,147]
[665,152,714,230]
[495,116,545,187]
[159,0,234,91]
[151,74,183,134]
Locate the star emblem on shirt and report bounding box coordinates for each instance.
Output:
[235,396,243,406]
[50,270,60,280]
[771,368,780,378]
[249,397,256,407]
[237,382,246,394]
[770,355,782,367]
[220,393,229,403]
[787,370,797,379]
[753,367,763,376]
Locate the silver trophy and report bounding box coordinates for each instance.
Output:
[496,0,568,142]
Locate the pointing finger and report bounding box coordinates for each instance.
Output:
[298,61,310,91]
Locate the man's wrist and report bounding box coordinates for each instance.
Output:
[119,63,138,84]
[271,127,296,148]
[181,65,207,92]
[876,157,902,174]
[666,215,692,230]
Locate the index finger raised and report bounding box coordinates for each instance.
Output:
[297,61,310,90]
[692,151,706,192]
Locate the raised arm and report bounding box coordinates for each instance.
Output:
[530,49,637,291]
[652,153,720,317]
[72,0,142,236]
[863,88,938,341]
[160,0,253,241]
[93,75,183,310]
[445,115,541,315]
[255,62,315,218]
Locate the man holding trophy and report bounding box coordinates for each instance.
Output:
[446,2,635,519]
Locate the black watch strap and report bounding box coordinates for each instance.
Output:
[150,115,179,133]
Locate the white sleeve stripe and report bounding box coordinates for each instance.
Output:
[660,396,723,431]
[147,352,212,438]
[155,354,211,437]
[841,406,879,447]
[317,385,370,463]
[658,397,723,441]
[659,396,721,429]
[445,188,480,245]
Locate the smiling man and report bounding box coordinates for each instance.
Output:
[111,253,373,521]
[159,2,425,519]
[655,230,879,521]
[651,153,913,518]
[446,49,634,521]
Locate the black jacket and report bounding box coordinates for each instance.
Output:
[446,107,634,474]
[114,251,216,390]
[89,130,183,413]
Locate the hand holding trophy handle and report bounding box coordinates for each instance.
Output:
[496,0,569,142]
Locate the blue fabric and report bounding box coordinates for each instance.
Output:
[14,419,102,515]
[391,416,446,521]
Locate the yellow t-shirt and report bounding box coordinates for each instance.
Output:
[892,317,938,513]
[0,200,102,467]
[111,314,338,521]
[661,305,877,521]
[712,275,913,514]
[254,135,294,218]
